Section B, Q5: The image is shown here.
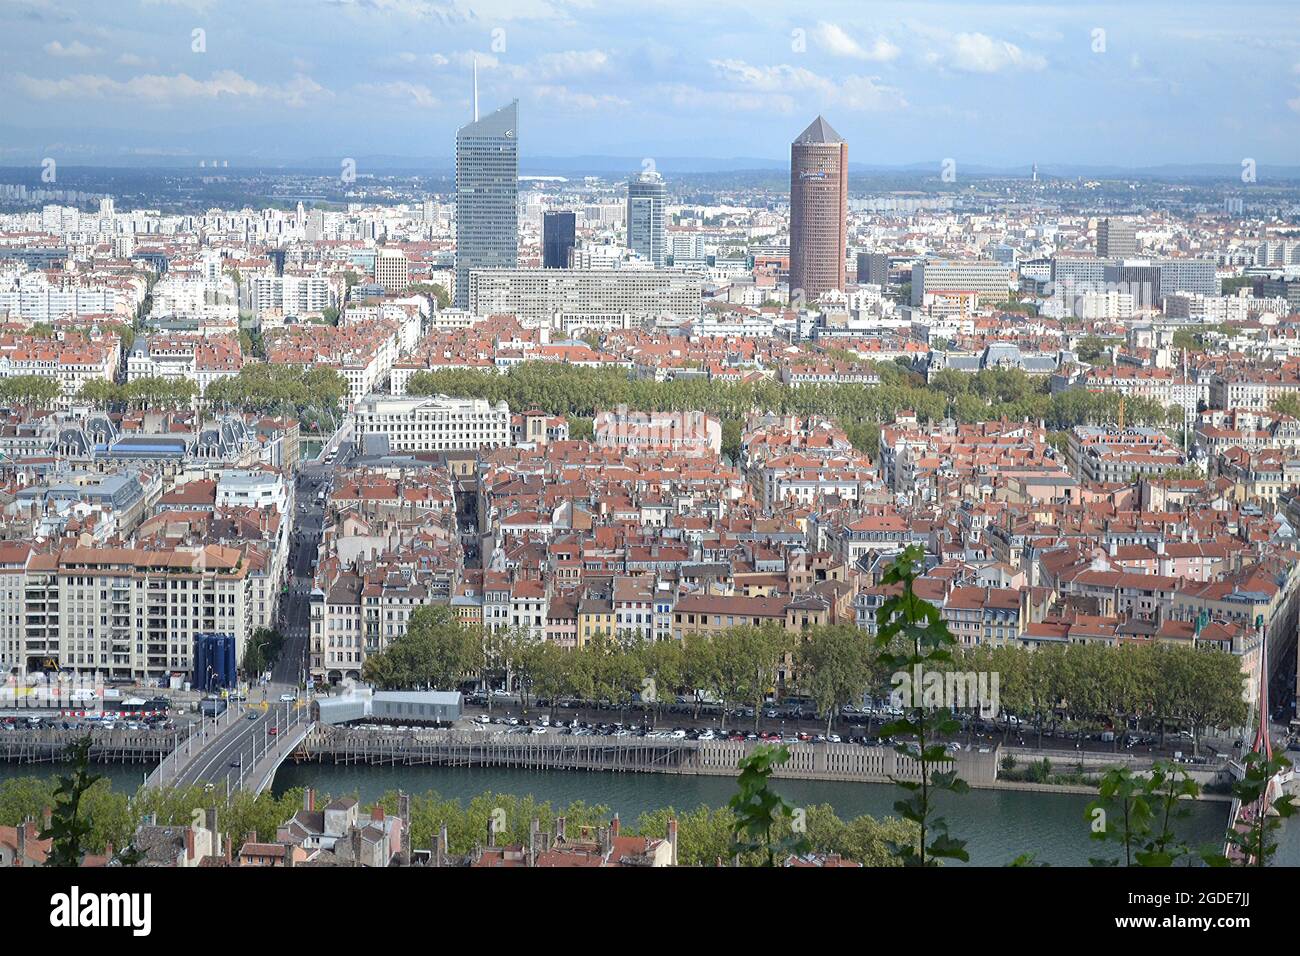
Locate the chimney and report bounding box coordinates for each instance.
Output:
[486,818,496,849]
[304,788,315,812]
[555,816,566,844]
[528,818,539,867]
[371,806,384,823]
[284,845,295,868]
[185,826,196,862]
[206,808,221,857]
[398,792,411,867]
[667,818,679,867]
[611,813,620,838]
[598,826,612,858]
[350,827,363,867]
[437,825,449,867]
[17,819,28,865]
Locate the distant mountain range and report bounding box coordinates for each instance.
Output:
[1,124,1298,180]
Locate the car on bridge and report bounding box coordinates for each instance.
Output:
[268,726,279,736]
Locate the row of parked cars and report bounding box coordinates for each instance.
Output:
[1,714,175,732]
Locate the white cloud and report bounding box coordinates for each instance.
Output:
[525,49,611,80]
[117,53,152,67]
[709,58,905,111]
[356,80,438,107]
[139,0,217,10]
[813,22,899,63]
[532,84,628,111]
[329,0,569,23]
[945,32,1046,74]
[656,82,791,114]
[395,50,497,69]
[44,40,98,58]
[14,69,329,107]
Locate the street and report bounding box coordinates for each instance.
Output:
[272,462,330,687]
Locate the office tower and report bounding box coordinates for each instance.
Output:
[627,171,666,267]
[455,100,519,310]
[856,252,890,287]
[789,115,848,304]
[1097,218,1138,258]
[543,211,576,269]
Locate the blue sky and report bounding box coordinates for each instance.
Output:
[1,0,1298,167]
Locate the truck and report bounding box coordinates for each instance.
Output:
[68,688,98,707]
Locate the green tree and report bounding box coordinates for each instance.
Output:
[797,624,874,735]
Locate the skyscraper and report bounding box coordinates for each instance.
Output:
[455,99,518,310]
[789,116,847,304]
[627,170,666,267]
[543,211,576,269]
[1097,218,1138,259]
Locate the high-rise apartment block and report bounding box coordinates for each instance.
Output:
[856,252,890,288]
[1097,218,1138,258]
[374,248,409,293]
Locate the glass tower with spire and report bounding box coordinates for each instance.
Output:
[455,99,518,310]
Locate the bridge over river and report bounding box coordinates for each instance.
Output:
[144,699,311,797]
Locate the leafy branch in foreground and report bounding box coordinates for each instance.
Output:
[1204,751,1296,867]
[728,744,811,866]
[1086,760,1201,866]
[875,545,969,866]
[40,736,101,867]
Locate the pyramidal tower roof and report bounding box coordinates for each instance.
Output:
[458,100,517,139]
[793,115,844,145]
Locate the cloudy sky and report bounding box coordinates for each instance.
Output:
[1,0,1298,168]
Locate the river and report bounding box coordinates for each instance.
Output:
[0,759,1250,867]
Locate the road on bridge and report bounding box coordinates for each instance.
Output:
[166,699,306,795]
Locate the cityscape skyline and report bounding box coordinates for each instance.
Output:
[6,0,1300,892]
[1,0,1299,169]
